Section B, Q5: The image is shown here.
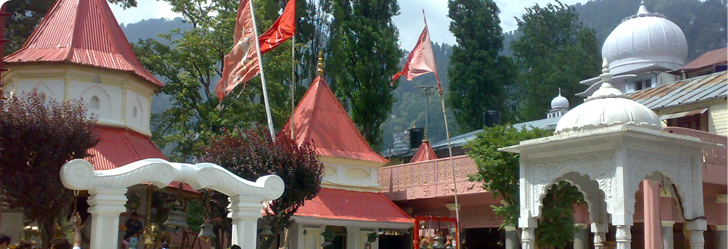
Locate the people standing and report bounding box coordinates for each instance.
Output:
[124,212,143,238]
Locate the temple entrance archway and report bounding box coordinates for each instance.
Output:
[60,158,285,249]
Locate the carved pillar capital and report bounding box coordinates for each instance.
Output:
[615,225,632,249]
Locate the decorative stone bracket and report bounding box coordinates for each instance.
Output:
[60,159,285,249]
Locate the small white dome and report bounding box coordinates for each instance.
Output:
[601,2,688,75]
[555,58,661,134]
[551,89,569,110]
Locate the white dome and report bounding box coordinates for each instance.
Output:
[551,90,569,110]
[601,2,688,75]
[555,58,661,134]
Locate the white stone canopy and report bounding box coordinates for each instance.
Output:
[501,60,720,249]
[60,158,285,249]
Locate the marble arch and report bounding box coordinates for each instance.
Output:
[60,158,285,249]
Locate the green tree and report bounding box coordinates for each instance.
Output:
[326,0,402,150]
[467,125,583,248]
[0,91,99,248]
[447,0,516,132]
[511,1,600,121]
[4,0,137,55]
[204,126,324,249]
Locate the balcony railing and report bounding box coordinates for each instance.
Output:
[379,155,476,189]
[663,127,727,167]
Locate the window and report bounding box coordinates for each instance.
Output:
[634,79,653,91]
[90,96,100,109]
[132,106,138,118]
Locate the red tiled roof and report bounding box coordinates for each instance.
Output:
[294,188,413,223]
[4,0,163,87]
[280,76,388,163]
[410,140,437,163]
[87,126,166,170]
[678,47,727,72]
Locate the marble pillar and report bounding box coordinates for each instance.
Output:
[519,217,536,249]
[716,226,727,249]
[591,223,607,249]
[615,225,632,249]
[573,223,589,249]
[87,188,127,249]
[504,226,519,249]
[661,221,675,249]
[228,196,264,249]
[644,181,663,249]
[686,219,706,249]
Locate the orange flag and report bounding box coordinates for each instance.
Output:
[259,0,295,54]
[216,0,260,101]
[391,10,441,92]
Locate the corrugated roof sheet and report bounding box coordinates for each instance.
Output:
[4,0,163,87]
[87,126,166,170]
[430,117,561,151]
[410,140,437,163]
[678,47,727,72]
[629,71,727,110]
[294,188,413,223]
[280,76,389,163]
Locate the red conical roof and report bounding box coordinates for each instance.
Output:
[410,140,437,163]
[4,0,163,87]
[281,76,388,163]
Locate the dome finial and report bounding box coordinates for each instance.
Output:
[558,87,562,96]
[317,51,324,76]
[587,58,624,101]
[638,1,649,15]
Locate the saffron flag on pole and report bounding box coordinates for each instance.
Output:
[258,0,295,54]
[216,0,260,101]
[391,10,441,92]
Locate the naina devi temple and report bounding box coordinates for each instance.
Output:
[0,0,726,249]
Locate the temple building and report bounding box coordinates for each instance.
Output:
[0,0,181,246]
[279,61,413,249]
[378,2,726,248]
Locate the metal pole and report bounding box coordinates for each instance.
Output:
[439,91,461,246]
[290,34,295,140]
[425,93,429,134]
[248,0,276,139]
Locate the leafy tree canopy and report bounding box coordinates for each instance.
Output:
[446,0,517,132]
[0,91,99,248]
[204,126,324,249]
[467,124,583,248]
[510,1,601,122]
[326,0,403,150]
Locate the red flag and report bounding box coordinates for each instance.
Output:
[259,0,295,54]
[216,0,261,101]
[391,10,441,92]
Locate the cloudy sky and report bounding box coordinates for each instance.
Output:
[110,0,589,49]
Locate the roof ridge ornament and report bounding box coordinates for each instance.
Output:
[586,58,626,101]
[317,51,324,76]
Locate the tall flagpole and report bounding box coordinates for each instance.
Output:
[290,35,295,140]
[248,0,276,139]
